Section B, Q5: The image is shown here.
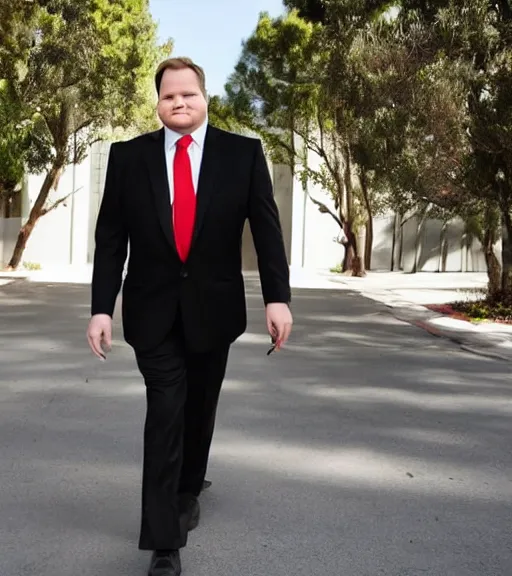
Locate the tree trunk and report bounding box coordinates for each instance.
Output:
[476,201,501,298]
[412,207,431,274]
[364,220,373,271]
[390,213,398,271]
[483,227,501,299]
[6,160,64,270]
[342,221,356,273]
[359,169,373,271]
[341,220,365,277]
[341,144,365,276]
[343,144,354,222]
[501,203,512,294]
[0,180,19,218]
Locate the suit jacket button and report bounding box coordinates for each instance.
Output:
[180,269,188,278]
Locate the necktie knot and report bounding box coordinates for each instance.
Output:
[176,134,193,150]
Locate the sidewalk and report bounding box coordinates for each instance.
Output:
[313,269,512,362]
[2,265,512,361]
[0,264,94,284]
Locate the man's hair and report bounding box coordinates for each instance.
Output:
[155,57,207,97]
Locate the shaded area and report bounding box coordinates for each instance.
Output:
[0,279,511,576]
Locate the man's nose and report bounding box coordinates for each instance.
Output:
[173,96,185,108]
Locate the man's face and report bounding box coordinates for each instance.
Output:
[157,67,207,134]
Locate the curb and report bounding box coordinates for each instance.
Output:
[403,316,512,362]
[345,284,512,362]
[0,277,26,287]
[411,318,451,339]
[0,273,29,281]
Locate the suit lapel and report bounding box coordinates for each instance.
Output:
[144,128,177,252]
[144,124,221,255]
[192,125,220,246]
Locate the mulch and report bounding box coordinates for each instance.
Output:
[425,302,512,324]
[425,303,473,322]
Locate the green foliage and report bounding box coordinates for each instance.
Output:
[0,0,47,195]
[207,95,250,134]
[0,80,30,190]
[231,0,512,281]
[0,0,39,79]
[391,0,512,290]
[224,7,357,243]
[452,297,512,323]
[1,0,165,267]
[225,10,328,165]
[22,261,42,271]
[2,0,163,172]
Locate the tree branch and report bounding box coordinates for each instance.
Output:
[307,192,345,229]
[294,125,339,185]
[40,186,83,216]
[74,118,93,133]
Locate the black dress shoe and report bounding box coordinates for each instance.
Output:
[148,550,181,576]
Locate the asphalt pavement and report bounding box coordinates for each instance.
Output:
[1,278,511,576]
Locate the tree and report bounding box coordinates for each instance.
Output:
[3,0,164,270]
[0,0,44,215]
[226,10,373,274]
[283,0,326,23]
[246,1,510,285]
[207,95,250,134]
[0,81,29,214]
[372,0,512,294]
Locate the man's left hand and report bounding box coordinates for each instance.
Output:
[266,303,293,350]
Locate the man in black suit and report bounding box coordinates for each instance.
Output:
[86,57,292,576]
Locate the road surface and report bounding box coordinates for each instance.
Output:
[0,278,511,576]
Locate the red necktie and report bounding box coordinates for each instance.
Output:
[173,134,196,261]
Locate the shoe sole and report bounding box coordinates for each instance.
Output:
[149,567,181,576]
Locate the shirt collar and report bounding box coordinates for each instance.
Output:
[164,117,208,151]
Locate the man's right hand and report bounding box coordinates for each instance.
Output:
[87,314,112,360]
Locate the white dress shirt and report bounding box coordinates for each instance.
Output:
[164,119,208,204]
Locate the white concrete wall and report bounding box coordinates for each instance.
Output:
[0,217,22,268]
[87,141,111,263]
[20,153,92,267]
[273,164,293,263]
[4,134,499,276]
[290,142,344,271]
[242,158,294,271]
[371,215,395,270]
[394,216,492,273]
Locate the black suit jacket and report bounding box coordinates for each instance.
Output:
[91,124,291,353]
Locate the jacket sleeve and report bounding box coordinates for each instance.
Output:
[91,143,128,317]
[247,139,291,305]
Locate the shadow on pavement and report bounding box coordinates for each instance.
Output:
[0,280,511,576]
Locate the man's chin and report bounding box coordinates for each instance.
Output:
[166,119,196,133]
